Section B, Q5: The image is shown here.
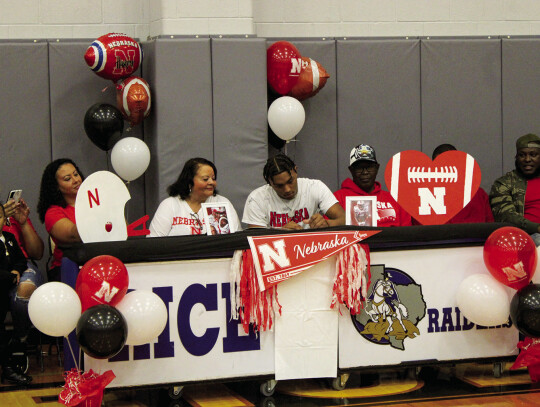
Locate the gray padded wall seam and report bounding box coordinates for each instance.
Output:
[336,39,421,191]
[143,38,213,217]
[0,42,51,272]
[501,38,540,174]
[421,39,502,192]
[211,38,268,219]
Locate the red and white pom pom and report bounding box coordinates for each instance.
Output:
[331,244,370,314]
[84,33,143,82]
[231,249,281,333]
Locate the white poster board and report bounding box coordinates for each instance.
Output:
[274,257,338,380]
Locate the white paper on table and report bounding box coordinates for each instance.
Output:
[274,256,338,380]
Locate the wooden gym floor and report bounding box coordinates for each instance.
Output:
[1,348,539,406]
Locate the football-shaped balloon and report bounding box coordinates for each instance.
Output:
[267,41,301,95]
[288,57,330,101]
[84,33,143,82]
[116,76,151,126]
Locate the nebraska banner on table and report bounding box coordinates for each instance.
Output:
[247,230,380,291]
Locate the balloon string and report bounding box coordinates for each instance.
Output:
[65,335,80,372]
[106,150,111,171]
[125,181,130,222]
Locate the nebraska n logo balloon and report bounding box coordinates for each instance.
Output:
[384,150,481,225]
[248,230,380,291]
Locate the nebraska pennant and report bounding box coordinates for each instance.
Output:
[248,230,380,291]
[384,150,481,225]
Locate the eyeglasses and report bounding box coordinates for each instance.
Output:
[352,165,378,174]
[190,212,203,230]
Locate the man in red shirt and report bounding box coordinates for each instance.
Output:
[334,144,411,227]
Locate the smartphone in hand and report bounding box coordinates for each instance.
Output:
[7,189,22,203]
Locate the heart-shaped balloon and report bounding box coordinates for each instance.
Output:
[384,150,481,225]
[267,41,301,95]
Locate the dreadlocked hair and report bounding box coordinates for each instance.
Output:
[37,158,84,223]
[263,153,297,184]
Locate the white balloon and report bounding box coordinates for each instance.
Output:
[116,290,168,346]
[456,273,510,326]
[28,282,81,337]
[267,96,305,141]
[111,137,151,181]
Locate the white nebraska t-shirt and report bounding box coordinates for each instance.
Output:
[242,178,338,229]
[149,194,241,237]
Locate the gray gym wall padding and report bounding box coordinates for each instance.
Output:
[336,38,422,190]
[501,38,540,174]
[142,37,214,217]
[421,38,502,192]
[211,37,268,217]
[0,41,51,273]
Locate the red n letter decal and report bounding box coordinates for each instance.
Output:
[88,188,100,208]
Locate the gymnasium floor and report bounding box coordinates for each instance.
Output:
[1,347,539,407]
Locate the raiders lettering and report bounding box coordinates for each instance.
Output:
[269,208,309,227]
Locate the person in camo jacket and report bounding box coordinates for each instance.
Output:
[490,133,540,246]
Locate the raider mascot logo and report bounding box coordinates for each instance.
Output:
[352,265,426,350]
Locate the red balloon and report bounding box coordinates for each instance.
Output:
[288,57,330,101]
[84,33,143,82]
[267,41,301,95]
[76,255,129,312]
[116,76,151,126]
[483,227,537,290]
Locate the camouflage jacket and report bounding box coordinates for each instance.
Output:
[489,170,540,234]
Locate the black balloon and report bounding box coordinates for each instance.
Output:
[510,284,540,337]
[76,304,128,359]
[84,103,124,151]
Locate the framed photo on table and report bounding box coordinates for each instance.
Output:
[345,196,377,227]
[201,203,231,235]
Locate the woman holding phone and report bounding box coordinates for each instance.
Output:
[3,194,44,262]
[0,203,33,385]
[37,158,84,282]
[2,190,44,372]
